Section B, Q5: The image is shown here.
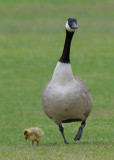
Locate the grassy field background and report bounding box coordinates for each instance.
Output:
[0,0,114,159]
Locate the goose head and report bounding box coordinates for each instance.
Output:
[65,18,78,32]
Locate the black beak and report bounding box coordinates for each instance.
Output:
[25,137,27,141]
[70,22,78,29]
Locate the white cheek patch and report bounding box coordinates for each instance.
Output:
[65,21,76,32]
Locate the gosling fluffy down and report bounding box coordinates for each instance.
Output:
[24,127,44,145]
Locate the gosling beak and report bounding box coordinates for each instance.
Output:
[25,137,27,141]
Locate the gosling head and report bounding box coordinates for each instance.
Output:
[24,129,32,141]
[65,18,78,32]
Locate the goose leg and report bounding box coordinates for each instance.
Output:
[74,121,86,141]
[59,124,68,144]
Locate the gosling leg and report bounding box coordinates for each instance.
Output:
[32,141,34,146]
[36,141,39,146]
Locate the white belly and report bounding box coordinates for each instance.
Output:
[42,79,92,124]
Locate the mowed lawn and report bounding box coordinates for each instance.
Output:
[0,0,113,159]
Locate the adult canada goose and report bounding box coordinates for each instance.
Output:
[42,18,92,144]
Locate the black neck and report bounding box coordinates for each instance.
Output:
[59,30,74,63]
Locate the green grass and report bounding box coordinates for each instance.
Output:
[0,0,114,159]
